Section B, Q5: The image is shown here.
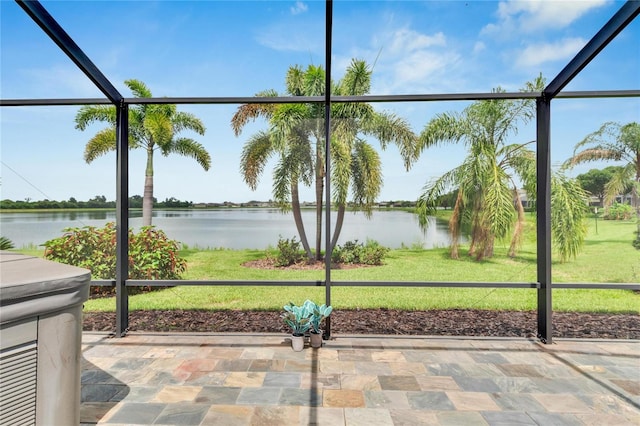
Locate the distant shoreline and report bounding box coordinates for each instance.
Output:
[0,204,420,214]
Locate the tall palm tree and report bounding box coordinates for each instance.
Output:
[75,79,211,226]
[416,77,543,260]
[565,121,640,238]
[232,59,416,261]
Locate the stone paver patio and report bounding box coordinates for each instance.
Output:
[80,332,640,425]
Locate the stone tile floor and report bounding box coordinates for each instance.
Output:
[81,332,639,425]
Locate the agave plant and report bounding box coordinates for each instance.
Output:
[303,300,333,334]
[282,302,312,336]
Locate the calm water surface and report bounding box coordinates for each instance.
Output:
[1,209,454,249]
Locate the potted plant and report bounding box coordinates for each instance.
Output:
[304,300,333,348]
[282,302,312,351]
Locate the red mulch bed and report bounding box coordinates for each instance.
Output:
[83,309,640,339]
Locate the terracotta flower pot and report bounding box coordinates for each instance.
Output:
[310,331,323,348]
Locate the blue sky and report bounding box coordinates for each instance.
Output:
[1,0,638,204]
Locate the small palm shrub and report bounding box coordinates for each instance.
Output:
[275,236,306,267]
[0,236,15,250]
[332,239,389,266]
[44,223,186,296]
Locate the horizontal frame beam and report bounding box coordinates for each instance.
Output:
[3,90,638,107]
[90,280,640,291]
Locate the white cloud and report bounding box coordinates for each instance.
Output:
[290,1,308,15]
[483,0,609,34]
[394,50,460,87]
[372,28,461,93]
[387,29,446,54]
[473,41,486,54]
[515,37,586,67]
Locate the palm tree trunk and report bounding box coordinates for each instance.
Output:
[508,189,526,257]
[143,148,154,226]
[330,203,346,252]
[482,234,495,260]
[468,207,482,258]
[315,146,324,261]
[449,191,464,259]
[291,182,313,260]
[635,163,640,238]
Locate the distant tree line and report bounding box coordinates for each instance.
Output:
[0,195,193,210]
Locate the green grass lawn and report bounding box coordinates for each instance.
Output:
[78,215,639,314]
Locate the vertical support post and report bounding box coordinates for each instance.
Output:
[323,0,333,339]
[536,97,552,344]
[115,102,129,337]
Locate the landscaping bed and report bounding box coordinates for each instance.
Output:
[83,308,640,339]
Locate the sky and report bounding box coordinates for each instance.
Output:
[1,0,638,204]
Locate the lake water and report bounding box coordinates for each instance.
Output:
[0,208,454,250]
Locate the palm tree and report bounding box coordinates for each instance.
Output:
[565,122,640,238]
[551,171,589,262]
[75,79,211,226]
[416,77,543,260]
[232,59,416,261]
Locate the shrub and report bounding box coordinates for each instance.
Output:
[0,236,15,250]
[332,239,389,266]
[603,202,633,220]
[43,223,186,296]
[44,223,117,278]
[633,230,640,250]
[275,236,306,267]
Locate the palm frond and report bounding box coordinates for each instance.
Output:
[170,138,211,170]
[364,111,417,170]
[270,104,310,150]
[499,143,536,193]
[304,64,325,96]
[289,129,314,187]
[416,166,463,228]
[240,131,274,190]
[286,66,306,96]
[418,112,465,154]
[231,90,278,136]
[551,173,589,262]
[340,59,371,96]
[173,111,206,135]
[330,138,352,206]
[349,139,382,216]
[482,164,515,240]
[620,122,640,155]
[83,128,117,163]
[566,121,638,167]
[272,155,294,206]
[74,105,117,130]
[124,79,153,98]
[144,113,173,151]
[603,164,634,206]
[567,148,623,166]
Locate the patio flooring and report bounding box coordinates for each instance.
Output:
[80,332,640,425]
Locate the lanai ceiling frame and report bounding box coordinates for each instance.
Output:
[3,0,639,342]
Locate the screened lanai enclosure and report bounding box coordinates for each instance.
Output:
[2,0,639,343]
